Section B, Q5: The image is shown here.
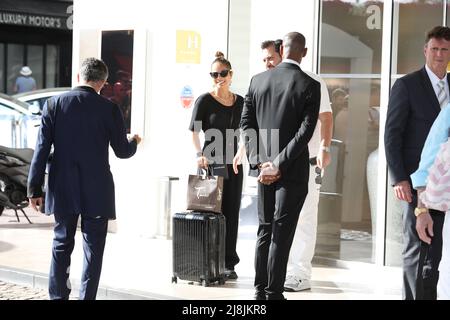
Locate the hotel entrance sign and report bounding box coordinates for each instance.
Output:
[176,30,201,64]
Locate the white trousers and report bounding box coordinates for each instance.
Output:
[438,212,450,300]
[286,164,320,280]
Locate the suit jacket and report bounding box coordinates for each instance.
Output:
[240,62,321,183]
[27,86,137,219]
[385,67,448,185]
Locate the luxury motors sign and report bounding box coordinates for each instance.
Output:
[0,10,69,30]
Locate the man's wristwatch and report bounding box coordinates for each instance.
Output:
[414,207,428,217]
[320,146,331,153]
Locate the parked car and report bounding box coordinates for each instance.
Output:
[0,93,40,149]
[13,87,71,113]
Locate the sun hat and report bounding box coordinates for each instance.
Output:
[20,66,32,76]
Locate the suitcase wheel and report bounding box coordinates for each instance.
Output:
[171,276,177,284]
[218,277,225,285]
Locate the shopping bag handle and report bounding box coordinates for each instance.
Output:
[197,165,213,177]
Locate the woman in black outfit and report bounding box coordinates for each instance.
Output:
[188,52,245,280]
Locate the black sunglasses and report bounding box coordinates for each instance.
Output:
[315,166,322,185]
[210,70,230,79]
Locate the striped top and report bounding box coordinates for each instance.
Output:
[419,138,450,211]
[411,106,450,189]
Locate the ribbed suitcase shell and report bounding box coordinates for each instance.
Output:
[172,211,226,286]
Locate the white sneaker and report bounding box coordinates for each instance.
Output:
[284,275,311,292]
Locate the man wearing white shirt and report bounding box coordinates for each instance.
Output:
[260,39,333,292]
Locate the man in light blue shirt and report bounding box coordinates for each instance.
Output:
[14,66,36,93]
[411,105,450,299]
[411,106,450,191]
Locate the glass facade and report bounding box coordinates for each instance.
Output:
[46,45,59,88]
[27,45,44,90]
[394,0,444,75]
[318,0,383,263]
[1,43,63,94]
[320,0,383,75]
[68,0,450,268]
[100,30,134,133]
[6,44,24,94]
[0,43,4,92]
[317,0,448,266]
[385,0,447,267]
[0,103,21,147]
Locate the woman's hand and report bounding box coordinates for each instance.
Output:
[197,156,209,169]
[316,149,331,169]
[192,131,207,169]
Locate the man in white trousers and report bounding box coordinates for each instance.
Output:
[260,39,333,291]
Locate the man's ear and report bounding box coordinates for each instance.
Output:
[77,73,80,83]
[280,45,284,57]
[302,48,308,58]
[99,80,107,91]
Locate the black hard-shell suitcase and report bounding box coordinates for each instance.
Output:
[172,211,226,286]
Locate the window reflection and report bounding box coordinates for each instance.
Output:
[101,30,134,133]
[0,104,21,147]
[316,78,380,263]
[318,0,383,264]
[28,45,44,90]
[384,80,405,268]
[385,0,445,267]
[385,171,404,267]
[46,45,59,88]
[394,0,444,74]
[6,44,25,95]
[320,0,383,74]
[0,44,4,92]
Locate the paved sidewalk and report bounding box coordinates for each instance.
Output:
[0,280,47,300]
[0,206,402,300]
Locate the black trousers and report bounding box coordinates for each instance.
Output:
[49,213,108,300]
[222,164,243,270]
[402,192,444,300]
[254,180,307,299]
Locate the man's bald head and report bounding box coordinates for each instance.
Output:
[281,32,307,63]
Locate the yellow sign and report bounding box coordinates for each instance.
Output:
[176,30,201,64]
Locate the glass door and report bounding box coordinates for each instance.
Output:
[317,0,384,263]
[385,0,446,267]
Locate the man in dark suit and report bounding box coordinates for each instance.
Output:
[240,32,320,300]
[27,57,141,300]
[384,26,450,300]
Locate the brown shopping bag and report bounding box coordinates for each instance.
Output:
[187,168,224,214]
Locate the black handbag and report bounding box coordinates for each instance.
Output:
[209,163,229,180]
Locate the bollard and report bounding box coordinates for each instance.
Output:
[155,176,179,239]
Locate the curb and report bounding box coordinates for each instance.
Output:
[0,265,180,300]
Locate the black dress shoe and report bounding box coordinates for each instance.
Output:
[266,294,286,300]
[254,292,266,300]
[224,269,238,280]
